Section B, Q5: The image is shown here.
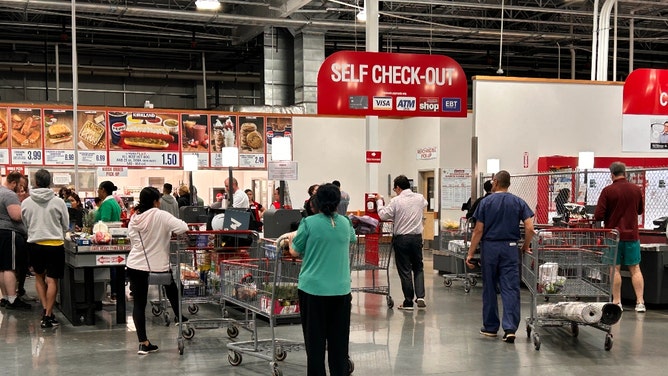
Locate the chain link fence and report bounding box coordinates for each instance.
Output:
[485,168,668,229]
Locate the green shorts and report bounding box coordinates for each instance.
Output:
[608,240,641,266]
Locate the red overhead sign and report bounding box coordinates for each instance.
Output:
[317,51,467,118]
[366,151,382,163]
[623,68,668,115]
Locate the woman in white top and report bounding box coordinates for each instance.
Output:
[126,186,188,355]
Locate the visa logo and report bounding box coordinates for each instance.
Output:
[442,98,461,112]
[396,97,416,111]
[373,96,392,110]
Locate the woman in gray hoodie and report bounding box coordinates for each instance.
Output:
[126,186,188,355]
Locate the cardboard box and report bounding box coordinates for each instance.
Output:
[260,295,300,315]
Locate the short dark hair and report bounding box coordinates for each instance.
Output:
[493,171,511,188]
[307,184,318,196]
[163,183,173,193]
[136,186,161,214]
[35,169,52,188]
[483,180,493,193]
[315,183,341,217]
[244,189,252,194]
[332,180,341,188]
[394,175,410,190]
[99,180,117,195]
[6,171,22,185]
[610,161,626,177]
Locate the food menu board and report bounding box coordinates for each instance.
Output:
[180,113,209,168]
[266,116,292,158]
[238,116,266,168]
[43,109,75,165]
[0,108,8,164]
[76,110,107,165]
[108,111,181,167]
[209,114,237,167]
[0,105,284,169]
[10,108,43,165]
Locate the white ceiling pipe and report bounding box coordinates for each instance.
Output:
[590,0,599,81]
[596,0,617,81]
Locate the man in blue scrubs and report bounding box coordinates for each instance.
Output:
[466,170,534,343]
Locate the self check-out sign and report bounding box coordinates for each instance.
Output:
[317,51,467,117]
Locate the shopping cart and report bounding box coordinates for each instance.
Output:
[224,239,305,376]
[441,218,481,293]
[174,230,259,355]
[350,221,394,308]
[522,228,620,351]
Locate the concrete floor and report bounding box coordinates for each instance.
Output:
[1,254,666,376]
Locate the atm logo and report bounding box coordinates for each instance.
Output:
[396,97,417,111]
[419,97,439,112]
[373,96,393,110]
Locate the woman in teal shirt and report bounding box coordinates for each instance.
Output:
[290,183,356,376]
[95,180,122,222]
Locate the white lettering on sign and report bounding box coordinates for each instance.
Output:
[330,63,369,83]
[660,91,668,106]
[330,64,455,86]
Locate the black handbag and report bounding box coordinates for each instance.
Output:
[139,232,173,285]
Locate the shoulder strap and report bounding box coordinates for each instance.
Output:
[138,232,152,272]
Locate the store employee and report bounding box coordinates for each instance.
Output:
[224,178,249,208]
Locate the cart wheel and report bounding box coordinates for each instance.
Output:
[526,324,532,338]
[223,309,229,318]
[151,306,163,317]
[275,346,287,361]
[470,277,477,286]
[443,278,452,287]
[228,351,242,366]
[164,313,170,327]
[272,366,283,376]
[570,322,579,337]
[348,357,355,375]
[532,332,541,351]
[178,338,184,355]
[386,296,394,309]
[464,280,471,293]
[182,327,195,340]
[227,325,239,339]
[188,304,199,314]
[605,333,613,351]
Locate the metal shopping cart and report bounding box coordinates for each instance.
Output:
[174,230,259,354]
[441,218,481,293]
[350,221,394,308]
[224,239,305,376]
[522,228,620,351]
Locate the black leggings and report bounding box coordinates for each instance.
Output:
[126,268,181,343]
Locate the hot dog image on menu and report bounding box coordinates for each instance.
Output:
[120,124,173,149]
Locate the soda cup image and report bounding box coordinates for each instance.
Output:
[111,122,126,145]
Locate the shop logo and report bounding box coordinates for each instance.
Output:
[396,97,417,111]
[419,97,439,112]
[373,96,393,110]
[441,98,461,112]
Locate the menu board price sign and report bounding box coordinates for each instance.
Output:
[0,150,8,165]
[109,150,180,167]
[46,149,75,165]
[239,154,265,168]
[12,149,43,165]
[78,151,107,165]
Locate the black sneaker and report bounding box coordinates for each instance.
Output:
[7,298,31,310]
[502,332,516,343]
[479,329,498,337]
[137,342,159,355]
[40,316,53,329]
[49,314,60,326]
[0,298,8,307]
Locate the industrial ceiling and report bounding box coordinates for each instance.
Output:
[0,0,666,89]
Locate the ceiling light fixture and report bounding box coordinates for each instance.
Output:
[356,8,366,22]
[195,0,221,11]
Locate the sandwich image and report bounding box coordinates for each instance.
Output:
[12,129,40,146]
[120,124,172,149]
[47,123,73,144]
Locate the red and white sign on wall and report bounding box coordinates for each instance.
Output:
[366,151,382,163]
[317,51,467,118]
[622,69,668,152]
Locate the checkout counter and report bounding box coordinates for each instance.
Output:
[61,238,130,325]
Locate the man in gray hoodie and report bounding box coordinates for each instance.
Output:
[21,169,69,329]
[159,183,179,218]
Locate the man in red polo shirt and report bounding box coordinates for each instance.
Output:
[594,161,646,312]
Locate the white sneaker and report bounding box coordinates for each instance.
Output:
[635,303,646,312]
[616,303,623,312]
